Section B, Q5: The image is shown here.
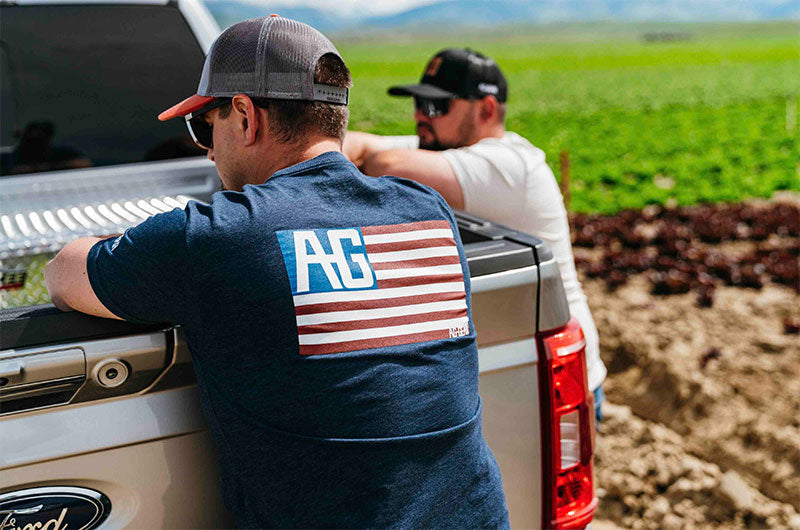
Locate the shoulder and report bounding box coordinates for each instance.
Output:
[378,174,456,220]
[186,184,285,222]
[381,173,440,193]
[180,188,268,249]
[460,132,544,162]
[126,205,188,242]
[445,132,545,175]
[380,174,448,204]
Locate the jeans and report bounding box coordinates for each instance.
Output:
[593,385,604,423]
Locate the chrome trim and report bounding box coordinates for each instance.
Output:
[178,0,221,53]
[0,156,216,194]
[0,193,203,259]
[0,375,84,397]
[0,486,108,503]
[0,486,110,530]
[470,264,538,293]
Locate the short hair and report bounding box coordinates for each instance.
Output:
[219,53,352,145]
[497,103,507,125]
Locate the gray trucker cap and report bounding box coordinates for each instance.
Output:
[159,15,348,121]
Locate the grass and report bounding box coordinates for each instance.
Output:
[338,21,800,214]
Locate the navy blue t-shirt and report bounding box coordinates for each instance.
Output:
[87,152,509,529]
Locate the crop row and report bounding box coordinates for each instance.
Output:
[346,26,798,215]
[528,99,799,213]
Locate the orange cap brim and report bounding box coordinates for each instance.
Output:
[158,94,215,121]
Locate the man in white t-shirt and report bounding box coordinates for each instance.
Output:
[344,48,607,418]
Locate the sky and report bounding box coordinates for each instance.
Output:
[209,0,799,19]
[221,0,437,15]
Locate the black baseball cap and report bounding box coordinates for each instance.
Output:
[388,48,507,102]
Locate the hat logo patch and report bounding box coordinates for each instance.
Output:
[478,83,499,95]
[425,57,443,77]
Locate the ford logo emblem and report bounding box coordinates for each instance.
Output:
[0,487,110,530]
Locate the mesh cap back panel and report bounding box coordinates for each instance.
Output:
[199,19,262,96]
[260,18,337,100]
[198,17,341,101]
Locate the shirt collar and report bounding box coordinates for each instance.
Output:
[270,151,351,179]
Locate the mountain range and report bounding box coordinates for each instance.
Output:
[204,0,800,32]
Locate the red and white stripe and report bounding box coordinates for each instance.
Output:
[294,220,469,355]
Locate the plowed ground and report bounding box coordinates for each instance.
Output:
[580,196,800,529]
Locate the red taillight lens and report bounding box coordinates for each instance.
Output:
[538,318,598,529]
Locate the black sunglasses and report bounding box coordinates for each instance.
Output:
[414,96,452,118]
[185,98,232,149]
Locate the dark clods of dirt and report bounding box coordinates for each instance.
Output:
[572,195,800,299]
[576,194,800,529]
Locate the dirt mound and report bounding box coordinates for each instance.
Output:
[578,194,800,528]
[594,403,799,529]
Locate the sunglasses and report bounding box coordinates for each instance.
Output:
[414,97,452,118]
[185,98,232,149]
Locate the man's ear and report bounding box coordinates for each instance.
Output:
[478,95,499,123]
[232,94,260,146]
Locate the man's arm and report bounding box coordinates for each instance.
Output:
[45,207,192,325]
[342,131,388,168]
[45,237,121,319]
[362,149,465,209]
[343,131,465,209]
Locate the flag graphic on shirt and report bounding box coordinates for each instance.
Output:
[276,220,470,356]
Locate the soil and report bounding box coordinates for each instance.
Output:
[576,195,800,529]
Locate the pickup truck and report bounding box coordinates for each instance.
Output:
[0,1,597,528]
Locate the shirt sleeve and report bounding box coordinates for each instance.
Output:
[86,207,191,325]
[380,135,419,150]
[442,140,529,221]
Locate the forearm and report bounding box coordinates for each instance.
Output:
[362,149,402,178]
[46,271,72,312]
[45,236,118,318]
[343,131,395,169]
[361,149,465,209]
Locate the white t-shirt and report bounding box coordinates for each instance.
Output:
[382,133,606,391]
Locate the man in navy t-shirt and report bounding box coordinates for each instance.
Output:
[44,16,508,529]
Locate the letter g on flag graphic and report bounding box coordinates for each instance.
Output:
[276,221,471,356]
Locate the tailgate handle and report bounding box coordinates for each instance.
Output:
[0,361,23,380]
[0,348,86,415]
[0,349,85,387]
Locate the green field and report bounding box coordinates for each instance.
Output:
[338,22,800,214]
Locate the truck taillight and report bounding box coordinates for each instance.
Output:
[538,317,598,529]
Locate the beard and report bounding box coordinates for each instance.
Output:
[417,114,477,151]
[417,123,449,151]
